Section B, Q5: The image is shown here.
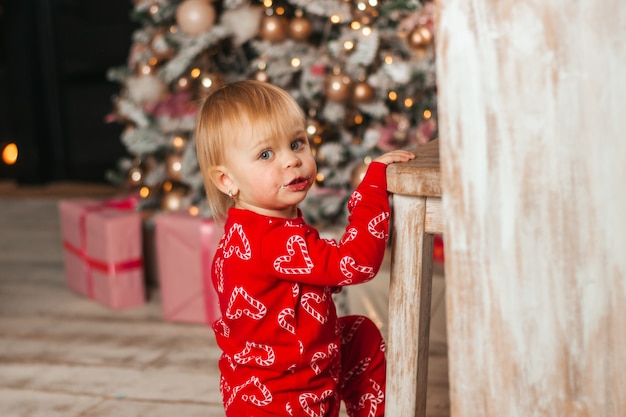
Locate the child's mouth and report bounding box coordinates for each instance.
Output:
[283,177,309,191]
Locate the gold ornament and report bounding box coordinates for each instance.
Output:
[325,70,353,103]
[352,80,375,103]
[407,25,433,49]
[288,10,313,41]
[350,162,369,189]
[176,0,216,36]
[260,14,288,43]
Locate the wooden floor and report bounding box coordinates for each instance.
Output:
[0,183,450,417]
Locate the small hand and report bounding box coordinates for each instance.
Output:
[373,149,416,165]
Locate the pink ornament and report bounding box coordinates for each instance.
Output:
[176,0,216,36]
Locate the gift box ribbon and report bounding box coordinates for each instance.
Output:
[63,195,143,299]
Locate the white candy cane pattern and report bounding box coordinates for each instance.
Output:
[301,292,328,324]
[226,286,267,320]
[223,223,252,260]
[341,315,365,344]
[291,283,300,298]
[234,341,275,367]
[367,211,389,239]
[214,256,224,293]
[355,379,384,417]
[341,357,372,387]
[278,308,296,334]
[225,376,273,410]
[214,318,230,338]
[347,191,363,212]
[340,227,358,245]
[340,256,375,280]
[273,235,314,274]
[299,390,337,417]
[310,342,339,375]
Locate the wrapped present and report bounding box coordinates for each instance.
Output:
[58,196,145,310]
[154,211,221,325]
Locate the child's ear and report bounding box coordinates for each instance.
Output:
[210,166,234,195]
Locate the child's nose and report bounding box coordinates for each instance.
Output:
[285,152,302,168]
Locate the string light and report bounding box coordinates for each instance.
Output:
[172,135,185,148]
[140,186,150,198]
[129,169,142,183]
[1,143,18,165]
[423,109,432,119]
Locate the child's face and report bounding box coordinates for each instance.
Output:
[221,126,317,218]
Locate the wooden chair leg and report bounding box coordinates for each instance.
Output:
[386,194,434,417]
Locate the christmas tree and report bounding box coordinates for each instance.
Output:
[107,0,437,224]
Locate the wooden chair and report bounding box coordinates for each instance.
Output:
[385,138,442,417]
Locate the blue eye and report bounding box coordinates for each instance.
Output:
[259,150,273,160]
[291,138,305,151]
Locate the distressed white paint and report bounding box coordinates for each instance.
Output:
[436,0,626,416]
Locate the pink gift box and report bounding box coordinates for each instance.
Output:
[154,211,221,325]
[58,197,145,310]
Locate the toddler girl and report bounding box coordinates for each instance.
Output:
[195,80,414,416]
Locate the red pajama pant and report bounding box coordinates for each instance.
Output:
[221,315,386,417]
[338,315,386,417]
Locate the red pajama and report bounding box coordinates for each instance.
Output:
[212,162,390,416]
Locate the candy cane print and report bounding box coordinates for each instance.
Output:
[356,379,384,417]
[213,317,230,338]
[340,256,375,280]
[226,287,267,320]
[340,227,358,245]
[310,342,339,375]
[278,308,296,334]
[223,223,251,260]
[340,315,365,344]
[214,256,224,293]
[234,341,276,366]
[341,357,372,387]
[273,235,314,274]
[299,390,337,417]
[301,292,328,324]
[225,376,272,409]
[347,191,363,211]
[367,211,389,239]
[220,375,231,400]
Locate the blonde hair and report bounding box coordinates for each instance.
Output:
[195,80,306,219]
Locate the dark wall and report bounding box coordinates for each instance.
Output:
[0,0,136,184]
